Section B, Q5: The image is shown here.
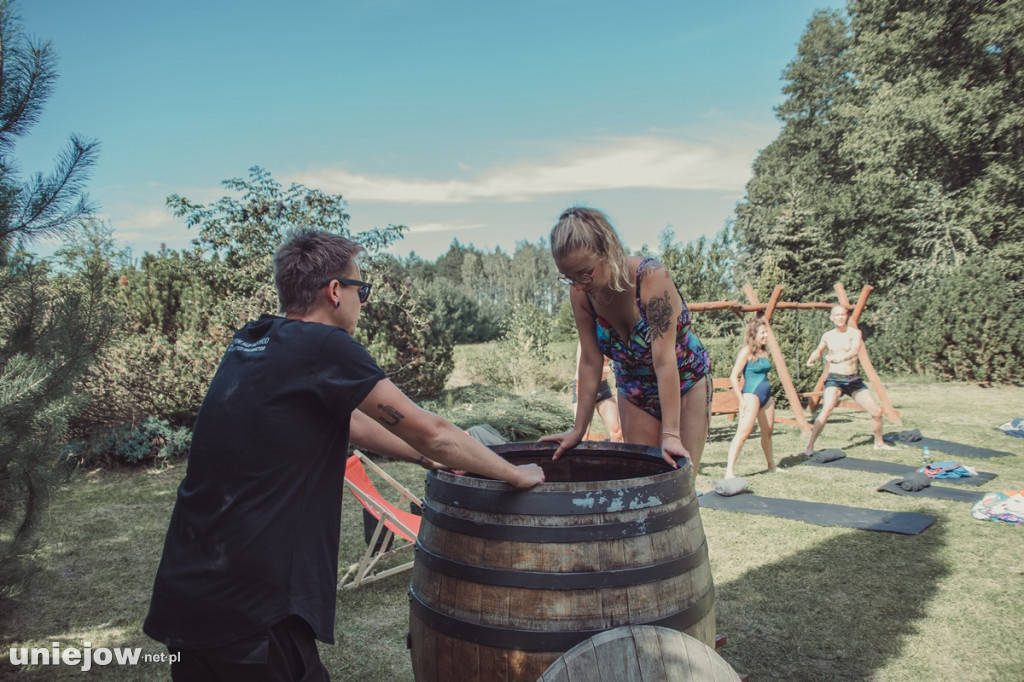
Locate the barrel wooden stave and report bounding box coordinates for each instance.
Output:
[409,444,715,682]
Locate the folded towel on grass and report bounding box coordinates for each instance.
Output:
[711,477,748,496]
[876,479,986,503]
[996,419,1024,438]
[899,471,931,492]
[804,456,998,486]
[898,429,923,442]
[809,448,846,463]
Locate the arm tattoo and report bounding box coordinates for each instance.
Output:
[376,403,404,427]
[647,291,674,340]
[639,259,662,279]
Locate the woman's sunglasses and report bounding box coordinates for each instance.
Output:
[321,278,372,303]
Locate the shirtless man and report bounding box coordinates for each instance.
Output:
[804,305,895,455]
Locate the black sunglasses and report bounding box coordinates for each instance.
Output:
[321,278,372,304]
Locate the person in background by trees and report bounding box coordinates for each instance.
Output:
[804,305,895,455]
[724,317,778,478]
[144,229,544,682]
[573,341,622,443]
[542,207,711,477]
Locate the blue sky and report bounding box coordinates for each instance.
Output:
[18,0,845,261]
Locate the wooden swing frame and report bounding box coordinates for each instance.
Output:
[693,282,900,434]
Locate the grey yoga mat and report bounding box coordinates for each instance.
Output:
[882,432,1015,459]
[876,479,986,503]
[804,456,997,486]
[698,492,935,535]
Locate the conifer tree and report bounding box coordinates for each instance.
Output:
[0,0,110,590]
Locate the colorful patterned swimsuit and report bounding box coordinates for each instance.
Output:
[588,258,711,419]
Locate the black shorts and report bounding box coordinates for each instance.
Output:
[170,616,328,682]
[824,373,867,398]
[572,379,614,404]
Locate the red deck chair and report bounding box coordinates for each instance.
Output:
[339,451,422,589]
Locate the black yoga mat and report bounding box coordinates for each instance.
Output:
[882,432,1015,459]
[876,479,986,504]
[804,456,997,486]
[699,492,935,535]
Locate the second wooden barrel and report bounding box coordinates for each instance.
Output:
[539,625,740,682]
[408,442,715,682]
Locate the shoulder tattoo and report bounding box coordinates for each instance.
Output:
[639,259,662,279]
[376,403,404,427]
[647,291,674,340]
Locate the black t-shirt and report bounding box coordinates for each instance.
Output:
[144,315,385,650]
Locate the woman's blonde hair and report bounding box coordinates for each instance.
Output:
[744,316,768,356]
[550,206,631,292]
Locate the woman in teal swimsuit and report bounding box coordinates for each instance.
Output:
[724,317,778,478]
[541,206,711,476]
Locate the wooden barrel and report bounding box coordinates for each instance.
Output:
[539,625,740,682]
[408,442,715,682]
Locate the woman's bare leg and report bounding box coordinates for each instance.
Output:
[758,399,776,470]
[596,398,623,442]
[617,394,660,447]
[725,394,760,478]
[679,375,710,478]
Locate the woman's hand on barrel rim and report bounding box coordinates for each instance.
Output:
[539,430,583,460]
[660,434,690,469]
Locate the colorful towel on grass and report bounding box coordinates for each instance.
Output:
[971,491,1024,524]
[996,418,1024,438]
[921,461,976,479]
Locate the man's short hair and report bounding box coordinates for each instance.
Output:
[274,229,365,315]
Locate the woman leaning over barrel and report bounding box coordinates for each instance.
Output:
[541,206,712,477]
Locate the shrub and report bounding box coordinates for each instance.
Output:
[419,384,573,442]
[552,300,577,341]
[74,329,224,432]
[63,417,191,468]
[357,268,454,400]
[875,257,1024,385]
[460,305,571,394]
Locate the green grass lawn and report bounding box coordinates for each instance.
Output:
[2,378,1022,681]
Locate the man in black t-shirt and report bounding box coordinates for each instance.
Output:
[144,230,544,681]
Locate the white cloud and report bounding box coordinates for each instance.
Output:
[406,221,484,234]
[287,135,758,205]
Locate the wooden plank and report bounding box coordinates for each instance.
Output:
[539,655,568,682]
[589,627,640,681]
[633,625,669,681]
[711,376,739,417]
[688,300,835,312]
[850,284,871,326]
[763,284,783,323]
[561,638,596,682]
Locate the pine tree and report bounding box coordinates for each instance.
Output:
[0,0,110,591]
